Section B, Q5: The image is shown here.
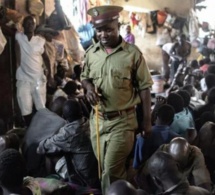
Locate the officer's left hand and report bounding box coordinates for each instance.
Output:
[141,122,152,138]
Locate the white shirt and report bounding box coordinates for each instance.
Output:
[15,32,46,83]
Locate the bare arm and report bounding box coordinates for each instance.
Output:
[139,88,152,136]
[82,79,99,106]
[42,51,55,87]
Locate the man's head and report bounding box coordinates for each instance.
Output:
[62,99,82,122]
[22,15,36,33]
[148,151,182,191]
[88,5,123,48]
[177,90,191,108]
[107,180,138,195]
[49,96,67,116]
[182,84,195,97]
[63,81,79,96]
[36,25,59,42]
[0,149,26,189]
[205,74,215,90]
[125,24,131,34]
[168,137,190,169]
[155,104,175,126]
[190,60,199,69]
[167,93,184,113]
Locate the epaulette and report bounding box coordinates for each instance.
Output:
[85,44,95,54]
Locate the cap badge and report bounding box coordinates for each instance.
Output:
[93,8,99,16]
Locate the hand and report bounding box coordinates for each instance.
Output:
[155,96,166,105]
[141,122,152,138]
[86,86,100,106]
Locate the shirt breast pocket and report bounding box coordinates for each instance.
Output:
[112,69,131,89]
[89,69,102,81]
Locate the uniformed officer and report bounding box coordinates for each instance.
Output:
[81,5,153,194]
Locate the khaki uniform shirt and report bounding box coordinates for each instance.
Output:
[81,38,153,112]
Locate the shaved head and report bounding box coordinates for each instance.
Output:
[168,137,190,168]
[107,180,137,195]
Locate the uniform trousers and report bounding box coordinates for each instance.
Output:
[90,109,136,194]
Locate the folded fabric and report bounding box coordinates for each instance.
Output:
[133,134,145,169]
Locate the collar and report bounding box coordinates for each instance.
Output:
[92,36,129,53]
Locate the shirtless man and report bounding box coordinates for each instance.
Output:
[169,34,191,82]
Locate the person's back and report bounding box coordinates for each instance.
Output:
[37,99,99,187]
[167,93,194,137]
[195,87,215,119]
[148,151,210,195]
[22,108,66,177]
[144,104,178,161]
[158,138,211,191]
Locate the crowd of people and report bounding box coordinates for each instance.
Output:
[0,3,215,195]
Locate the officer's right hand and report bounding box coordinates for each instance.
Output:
[86,87,100,106]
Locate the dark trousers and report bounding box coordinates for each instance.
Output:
[170,60,180,81]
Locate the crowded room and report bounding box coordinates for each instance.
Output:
[0,0,214,194]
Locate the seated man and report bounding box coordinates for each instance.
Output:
[158,137,211,192]
[134,104,178,168]
[196,121,215,183]
[177,90,193,119]
[22,108,66,177]
[0,149,74,195]
[107,180,147,195]
[167,93,195,137]
[194,87,215,120]
[148,151,210,195]
[37,99,100,188]
[0,148,39,195]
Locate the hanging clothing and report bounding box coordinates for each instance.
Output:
[78,23,95,50]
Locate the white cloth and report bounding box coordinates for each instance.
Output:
[189,9,199,43]
[15,32,46,83]
[16,80,46,115]
[162,43,174,55]
[200,78,207,92]
[162,43,174,60]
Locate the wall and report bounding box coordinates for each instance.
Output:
[15,0,198,71]
[15,0,28,16]
[116,0,198,71]
[113,0,195,17]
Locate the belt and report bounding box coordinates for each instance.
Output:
[95,107,135,120]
